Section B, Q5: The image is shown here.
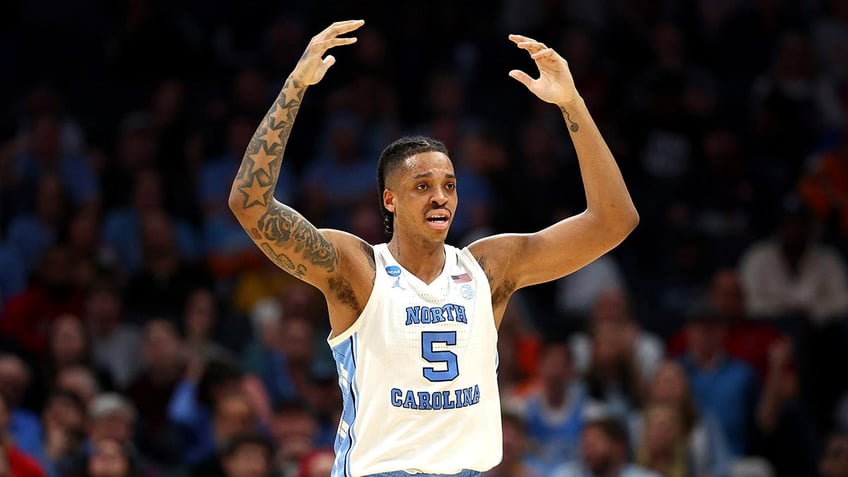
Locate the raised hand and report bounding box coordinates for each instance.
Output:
[508,34,579,106]
[292,19,365,86]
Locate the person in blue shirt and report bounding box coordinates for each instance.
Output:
[678,305,759,457]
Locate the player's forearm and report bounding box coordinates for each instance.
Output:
[229,75,307,213]
[561,96,639,233]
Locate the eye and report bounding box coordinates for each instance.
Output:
[416,183,428,191]
[445,182,456,191]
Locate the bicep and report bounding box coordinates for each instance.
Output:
[471,212,629,290]
[234,199,340,287]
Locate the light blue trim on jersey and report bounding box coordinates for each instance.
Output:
[332,334,360,477]
[365,470,481,477]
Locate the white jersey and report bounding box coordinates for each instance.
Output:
[328,243,502,477]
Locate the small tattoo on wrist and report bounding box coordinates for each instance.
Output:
[559,106,579,132]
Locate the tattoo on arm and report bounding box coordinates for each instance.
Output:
[234,77,305,209]
[257,203,339,273]
[360,242,376,271]
[476,255,515,308]
[560,106,579,132]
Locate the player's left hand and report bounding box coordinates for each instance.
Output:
[508,34,580,106]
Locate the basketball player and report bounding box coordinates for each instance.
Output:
[229,19,638,477]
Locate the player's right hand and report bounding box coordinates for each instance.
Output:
[292,19,364,86]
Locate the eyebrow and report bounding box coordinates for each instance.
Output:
[412,172,457,180]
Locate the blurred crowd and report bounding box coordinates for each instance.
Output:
[2,0,848,476]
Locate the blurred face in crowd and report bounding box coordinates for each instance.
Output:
[650,361,689,405]
[89,411,134,444]
[710,269,745,319]
[0,355,30,408]
[223,441,271,477]
[184,289,217,342]
[538,343,573,399]
[55,366,100,405]
[580,425,619,475]
[644,404,684,455]
[142,320,183,371]
[42,393,85,435]
[88,438,131,477]
[270,408,317,463]
[686,319,726,362]
[279,317,314,365]
[50,315,88,367]
[821,434,848,477]
[85,287,123,336]
[214,394,256,442]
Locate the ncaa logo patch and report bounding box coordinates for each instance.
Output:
[461,284,474,300]
[386,265,401,277]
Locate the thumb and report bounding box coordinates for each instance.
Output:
[508,69,533,89]
[319,54,336,76]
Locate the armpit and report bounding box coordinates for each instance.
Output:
[476,256,515,308]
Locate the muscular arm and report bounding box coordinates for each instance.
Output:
[470,35,638,319]
[228,21,374,333]
[228,77,340,279]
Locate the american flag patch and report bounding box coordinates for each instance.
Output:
[451,273,472,283]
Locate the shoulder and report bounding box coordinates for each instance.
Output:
[467,234,526,304]
[320,230,377,269]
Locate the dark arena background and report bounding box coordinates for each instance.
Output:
[1,1,848,476]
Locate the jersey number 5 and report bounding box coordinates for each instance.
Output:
[421,331,459,382]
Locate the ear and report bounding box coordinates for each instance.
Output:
[383,189,396,213]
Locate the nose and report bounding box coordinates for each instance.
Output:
[431,186,448,205]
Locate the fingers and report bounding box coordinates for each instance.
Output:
[508,69,533,89]
[317,19,365,40]
[313,37,358,50]
[509,34,547,55]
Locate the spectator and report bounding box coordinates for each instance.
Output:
[84,437,138,477]
[667,268,792,381]
[102,168,199,273]
[510,339,589,473]
[570,288,664,389]
[678,306,759,457]
[181,288,236,365]
[633,403,691,477]
[168,359,242,466]
[0,395,46,477]
[40,391,86,477]
[820,431,848,477]
[482,412,545,477]
[551,415,660,477]
[83,280,142,390]
[0,245,84,355]
[0,354,42,463]
[739,198,848,326]
[124,320,186,467]
[269,401,317,477]
[11,114,98,211]
[122,210,211,322]
[191,392,260,477]
[53,366,101,408]
[220,434,275,477]
[631,360,731,477]
[4,173,68,276]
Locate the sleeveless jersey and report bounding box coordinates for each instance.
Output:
[328,243,502,477]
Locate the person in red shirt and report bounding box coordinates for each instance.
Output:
[667,267,790,381]
[0,395,46,477]
[0,245,83,356]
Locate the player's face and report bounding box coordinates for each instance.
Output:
[384,151,458,242]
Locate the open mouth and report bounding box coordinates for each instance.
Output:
[426,212,450,229]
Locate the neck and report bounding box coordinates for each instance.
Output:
[387,236,446,283]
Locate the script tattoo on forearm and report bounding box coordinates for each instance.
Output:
[235,77,304,209]
[560,106,579,132]
[257,203,339,272]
